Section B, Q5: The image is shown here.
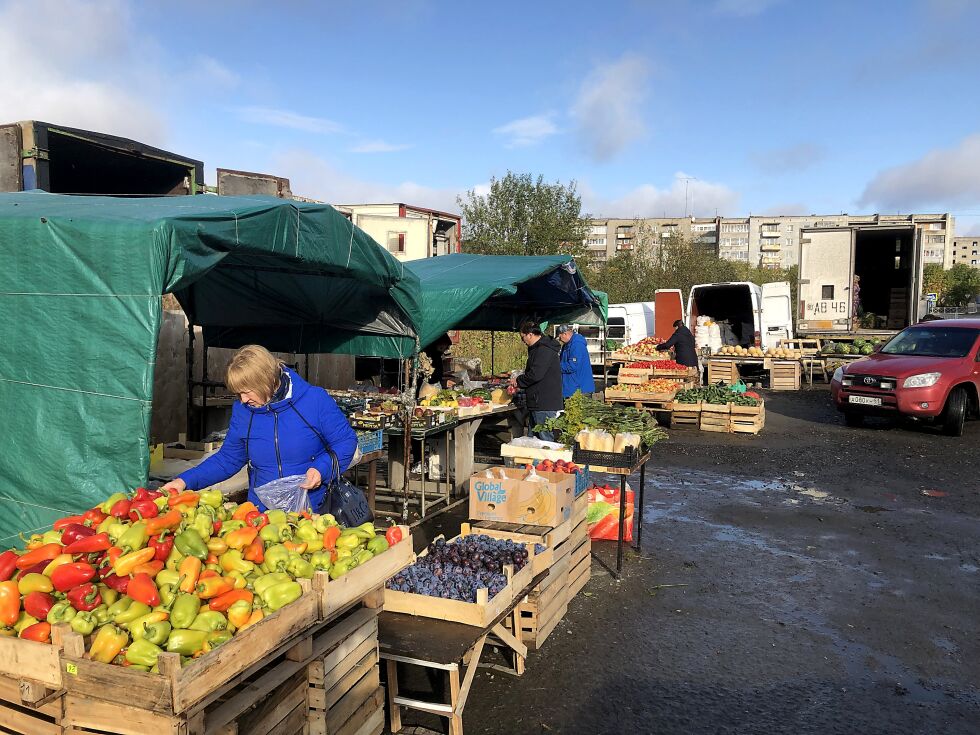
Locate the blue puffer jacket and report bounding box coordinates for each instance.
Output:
[178,367,357,512]
[560,332,596,398]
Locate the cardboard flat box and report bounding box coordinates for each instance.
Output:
[469,467,574,527]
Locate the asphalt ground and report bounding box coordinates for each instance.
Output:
[393,388,980,735]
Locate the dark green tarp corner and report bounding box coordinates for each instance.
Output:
[0,191,421,544]
[406,253,605,348]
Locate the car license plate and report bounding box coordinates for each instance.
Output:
[849,395,882,406]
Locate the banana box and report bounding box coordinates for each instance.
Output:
[469,467,574,527]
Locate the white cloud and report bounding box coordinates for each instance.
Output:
[751,143,825,174]
[859,133,980,210]
[582,173,740,218]
[349,140,412,154]
[0,0,166,142]
[236,107,345,135]
[758,202,810,216]
[492,114,559,148]
[713,0,782,16]
[272,149,464,214]
[571,56,649,161]
[193,55,240,89]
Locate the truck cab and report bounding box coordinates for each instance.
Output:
[685,281,793,350]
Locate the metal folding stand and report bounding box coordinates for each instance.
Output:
[590,452,650,580]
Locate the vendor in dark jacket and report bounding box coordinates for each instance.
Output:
[657,320,699,368]
[510,320,563,441]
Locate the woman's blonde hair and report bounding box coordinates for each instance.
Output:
[226,345,281,403]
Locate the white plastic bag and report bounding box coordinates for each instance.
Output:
[254,474,311,513]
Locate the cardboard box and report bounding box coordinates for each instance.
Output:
[469,467,574,527]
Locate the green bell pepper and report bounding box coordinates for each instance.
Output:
[155,569,181,588]
[259,524,290,544]
[174,529,208,560]
[252,572,292,597]
[100,492,128,514]
[158,583,178,609]
[261,545,291,574]
[219,550,253,575]
[106,521,128,544]
[153,496,169,511]
[208,629,233,648]
[189,611,228,632]
[265,509,288,526]
[96,516,116,536]
[97,584,119,608]
[352,522,377,540]
[141,621,172,646]
[106,597,133,619]
[47,600,77,624]
[126,638,163,668]
[191,513,213,540]
[166,628,210,656]
[69,611,98,636]
[286,555,315,580]
[114,601,151,626]
[91,604,112,626]
[200,489,223,509]
[313,513,337,533]
[354,549,374,567]
[295,520,319,544]
[219,520,246,535]
[366,536,389,555]
[329,559,352,580]
[264,581,303,612]
[42,530,63,546]
[170,593,201,630]
[127,612,166,636]
[309,551,332,572]
[118,521,148,551]
[165,547,184,570]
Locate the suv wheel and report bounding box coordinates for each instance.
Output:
[941,388,967,437]
[843,412,864,427]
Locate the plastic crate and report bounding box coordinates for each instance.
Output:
[574,466,591,497]
[356,429,383,454]
[571,444,642,469]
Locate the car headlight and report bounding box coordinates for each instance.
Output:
[832,367,843,383]
[903,372,941,388]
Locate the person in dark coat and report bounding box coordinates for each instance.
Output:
[657,320,699,368]
[510,321,563,441]
[161,345,358,512]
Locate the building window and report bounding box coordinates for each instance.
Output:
[387,232,406,254]
[926,234,945,244]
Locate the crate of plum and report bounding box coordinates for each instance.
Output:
[383,530,541,627]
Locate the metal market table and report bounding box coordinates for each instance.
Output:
[591,451,650,579]
[450,405,524,496]
[379,571,545,735]
[385,420,458,517]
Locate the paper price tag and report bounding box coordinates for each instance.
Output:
[65,663,78,676]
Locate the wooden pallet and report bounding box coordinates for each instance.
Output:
[770,361,801,391]
[730,403,766,434]
[0,673,64,735]
[669,401,701,427]
[707,360,739,384]
[383,528,538,627]
[61,600,383,735]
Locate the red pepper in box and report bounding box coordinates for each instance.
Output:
[67,582,103,612]
[23,591,56,620]
[101,573,130,595]
[0,580,19,626]
[109,498,132,519]
[133,487,163,502]
[15,544,62,571]
[127,573,161,607]
[129,499,160,522]
[148,532,175,562]
[0,550,17,582]
[20,621,51,643]
[50,562,96,592]
[587,484,635,542]
[60,523,96,546]
[53,515,87,531]
[64,532,112,555]
[82,507,108,526]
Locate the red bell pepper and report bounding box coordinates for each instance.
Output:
[128,499,159,522]
[20,622,51,643]
[63,533,112,555]
[67,582,103,612]
[15,544,62,571]
[53,515,87,531]
[385,525,403,546]
[0,550,18,582]
[212,520,223,534]
[50,562,96,592]
[243,537,264,564]
[60,523,96,547]
[101,573,130,595]
[244,511,269,529]
[0,580,19,626]
[127,573,161,607]
[15,560,51,579]
[109,498,132,519]
[23,591,56,620]
[148,532,174,562]
[134,487,164,502]
[82,507,108,526]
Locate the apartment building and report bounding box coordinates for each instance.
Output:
[340,203,461,261]
[590,213,954,269]
[951,236,980,267]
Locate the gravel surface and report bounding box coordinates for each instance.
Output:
[398,388,980,735]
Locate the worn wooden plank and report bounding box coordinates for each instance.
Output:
[0,636,63,689]
[316,649,378,712]
[346,706,384,735]
[316,639,378,703]
[0,699,62,735]
[309,616,378,686]
[334,687,384,735]
[325,671,380,734]
[234,669,306,735]
[63,695,184,735]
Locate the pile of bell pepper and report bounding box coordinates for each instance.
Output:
[0,486,405,671]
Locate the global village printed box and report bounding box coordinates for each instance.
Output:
[469,467,574,527]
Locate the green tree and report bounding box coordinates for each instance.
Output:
[922,263,948,304]
[943,264,980,307]
[457,172,590,257]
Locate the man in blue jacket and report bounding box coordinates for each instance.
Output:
[557,325,596,398]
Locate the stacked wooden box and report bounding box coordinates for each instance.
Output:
[565,493,591,601]
[770,361,801,391]
[707,359,739,384]
[699,402,732,433]
[730,403,766,435]
[0,626,69,735]
[669,401,701,428]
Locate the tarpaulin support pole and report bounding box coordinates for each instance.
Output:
[185,318,195,441]
[491,331,495,374]
[304,353,310,381]
[401,359,412,522]
[201,342,210,441]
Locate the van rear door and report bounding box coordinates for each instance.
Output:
[760,282,793,348]
[654,289,684,341]
[799,228,853,332]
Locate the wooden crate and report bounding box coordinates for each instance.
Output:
[707,359,739,384]
[651,366,698,380]
[730,402,765,434]
[770,361,801,391]
[307,608,384,735]
[315,527,413,621]
[565,520,592,602]
[669,401,701,428]
[617,367,652,384]
[0,673,64,735]
[699,402,732,433]
[778,338,821,355]
[62,601,383,735]
[383,528,538,627]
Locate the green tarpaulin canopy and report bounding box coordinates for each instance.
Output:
[0,191,422,543]
[406,254,605,348]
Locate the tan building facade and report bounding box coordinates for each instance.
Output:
[951,236,980,267]
[340,203,461,261]
[589,213,954,269]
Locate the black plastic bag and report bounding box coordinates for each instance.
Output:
[318,450,374,527]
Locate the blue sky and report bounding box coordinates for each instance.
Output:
[2,0,980,232]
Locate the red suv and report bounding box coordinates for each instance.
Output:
[831,319,980,436]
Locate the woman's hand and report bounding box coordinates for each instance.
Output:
[160,478,186,494]
[301,467,322,490]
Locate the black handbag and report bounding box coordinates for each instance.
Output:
[319,448,374,527]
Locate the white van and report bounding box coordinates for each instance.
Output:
[576,302,656,373]
[684,282,794,350]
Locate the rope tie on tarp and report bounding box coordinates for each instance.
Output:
[0,377,149,403]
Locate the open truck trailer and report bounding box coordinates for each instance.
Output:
[798,225,923,338]
[0,120,202,195]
